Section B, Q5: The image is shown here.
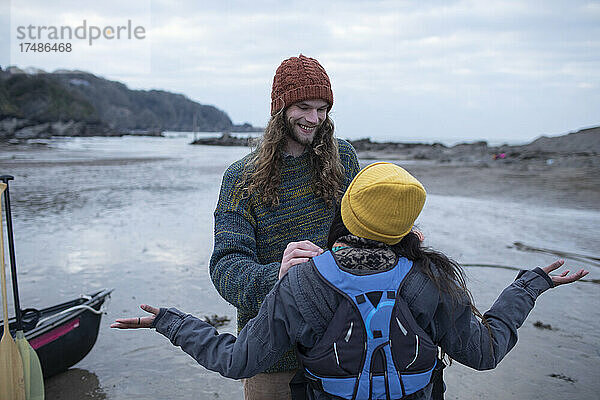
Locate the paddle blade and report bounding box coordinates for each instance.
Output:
[0,331,26,400]
[16,331,45,400]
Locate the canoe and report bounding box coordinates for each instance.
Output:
[0,289,112,378]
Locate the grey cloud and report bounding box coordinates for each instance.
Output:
[4,0,599,142]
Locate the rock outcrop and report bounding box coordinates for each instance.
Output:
[191,132,256,146]
[347,127,600,168]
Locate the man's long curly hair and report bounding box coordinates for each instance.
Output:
[240,109,344,208]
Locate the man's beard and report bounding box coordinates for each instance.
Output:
[284,119,319,147]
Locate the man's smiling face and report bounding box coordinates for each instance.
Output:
[284,99,329,146]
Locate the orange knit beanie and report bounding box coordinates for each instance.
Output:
[271,54,334,116]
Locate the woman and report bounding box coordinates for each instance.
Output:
[112,162,588,400]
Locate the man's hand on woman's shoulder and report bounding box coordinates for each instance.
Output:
[279,240,323,279]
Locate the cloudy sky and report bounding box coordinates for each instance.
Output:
[2,0,599,143]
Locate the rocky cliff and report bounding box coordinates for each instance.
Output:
[0,66,261,140]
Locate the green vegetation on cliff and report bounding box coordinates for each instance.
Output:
[1,73,99,122]
[0,67,259,137]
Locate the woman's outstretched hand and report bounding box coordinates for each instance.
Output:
[111,304,160,329]
[542,260,589,287]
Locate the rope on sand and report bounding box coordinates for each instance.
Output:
[462,263,599,285]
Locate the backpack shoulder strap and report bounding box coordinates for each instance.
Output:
[312,250,414,296]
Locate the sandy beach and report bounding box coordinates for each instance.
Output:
[0,134,598,399]
[374,161,600,211]
[358,126,600,209]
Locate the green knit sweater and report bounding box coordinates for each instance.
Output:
[209,139,360,373]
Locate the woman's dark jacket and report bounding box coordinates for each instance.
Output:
[152,236,553,399]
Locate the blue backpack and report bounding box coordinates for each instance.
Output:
[296,251,438,399]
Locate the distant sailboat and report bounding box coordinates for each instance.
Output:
[192,112,199,142]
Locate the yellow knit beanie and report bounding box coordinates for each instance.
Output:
[341,162,426,245]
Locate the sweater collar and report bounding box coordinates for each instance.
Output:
[282,147,309,159]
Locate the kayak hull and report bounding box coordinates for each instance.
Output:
[1,289,112,378]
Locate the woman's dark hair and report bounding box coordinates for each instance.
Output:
[327,207,351,249]
[327,206,491,336]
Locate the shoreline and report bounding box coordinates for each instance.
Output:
[2,136,598,211]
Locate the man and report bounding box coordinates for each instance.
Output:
[209,54,360,399]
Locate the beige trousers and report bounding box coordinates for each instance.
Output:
[242,370,297,400]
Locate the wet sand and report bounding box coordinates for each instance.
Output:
[44,369,106,399]
[0,136,598,399]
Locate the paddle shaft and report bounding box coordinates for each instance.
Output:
[0,182,26,399]
[0,183,9,335]
[0,175,22,330]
